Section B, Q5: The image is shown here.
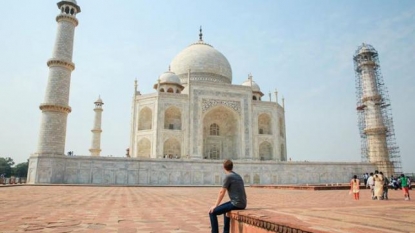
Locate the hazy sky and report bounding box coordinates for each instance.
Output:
[0,1,414,172]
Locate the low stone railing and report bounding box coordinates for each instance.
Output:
[229,210,315,233]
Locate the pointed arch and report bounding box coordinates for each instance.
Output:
[137,138,151,158]
[258,113,272,135]
[259,141,273,160]
[138,107,152,130]
[163,138,181,158]
[164,106,181,130]
[203,105,240,160]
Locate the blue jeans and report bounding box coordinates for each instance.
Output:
[209,201,244,233]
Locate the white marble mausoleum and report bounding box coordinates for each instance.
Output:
[27,0,376,185]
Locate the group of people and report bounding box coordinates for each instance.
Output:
[389,175,412,190]
[210,163,412,232]
[351,171,411,201]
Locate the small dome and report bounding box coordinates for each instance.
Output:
[94,96,103,106]
[158,71,181,85]
[355,43,377,56]
[170,40,232,84]
[242,79,261,92]
[57,0,81,13]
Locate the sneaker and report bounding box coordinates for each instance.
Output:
[405,198,409,201]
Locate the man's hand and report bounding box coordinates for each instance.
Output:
[209,205,217,213]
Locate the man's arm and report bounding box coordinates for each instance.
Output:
[209,187,227,213]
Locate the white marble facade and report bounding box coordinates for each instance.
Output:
[129,36,287,162]
[27,1,378,185]
[28,156,376,185]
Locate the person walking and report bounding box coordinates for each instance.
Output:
[381,172,389,200]
[350,175,360,200]
[400,174,411,201]
[373,170,384,200]
[209,159,247,233]
[366,172,375,199]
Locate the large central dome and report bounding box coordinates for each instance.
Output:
[170,39,232,84]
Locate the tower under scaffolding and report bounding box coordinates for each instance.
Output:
[353,43,402,177]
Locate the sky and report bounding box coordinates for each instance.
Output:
[0,1,414,172]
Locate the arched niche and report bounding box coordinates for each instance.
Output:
[164,106,181,130]
[136,138,151,158]
[259,141,273,160]
[203,106,240,160]
[138,107,152,130]
[163,138,181,158]
[258,113,272,135]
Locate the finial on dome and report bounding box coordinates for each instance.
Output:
[199,26,203,41]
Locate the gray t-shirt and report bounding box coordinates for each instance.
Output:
[223,171,247,208]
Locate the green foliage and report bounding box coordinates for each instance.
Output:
[0,157,14,177]
[13,161,28,177]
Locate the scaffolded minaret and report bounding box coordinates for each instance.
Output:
[27,0,81,183]
[89,97,104,156]
[353,43,402,177]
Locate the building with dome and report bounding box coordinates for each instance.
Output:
[129,30,287,161]
[27,0,376,185]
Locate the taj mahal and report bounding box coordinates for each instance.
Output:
[27,0,379,185]
[129,28,287,162]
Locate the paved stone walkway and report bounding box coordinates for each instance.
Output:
[0,186,414,232]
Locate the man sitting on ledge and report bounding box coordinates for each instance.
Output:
[209,159,247,233]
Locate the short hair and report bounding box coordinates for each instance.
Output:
[223,159,233,171]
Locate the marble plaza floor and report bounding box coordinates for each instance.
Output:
[0,185,414,233]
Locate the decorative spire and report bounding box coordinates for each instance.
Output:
[274,89,278,104]
[168,65,171,72]
[134,79,138,95]
[199,26,203,41]
[282,96,285,108]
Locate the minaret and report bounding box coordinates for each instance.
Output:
[353,43,401,176]
[27,0,81,184]
[36,1,81,157]
[89,97,104,156]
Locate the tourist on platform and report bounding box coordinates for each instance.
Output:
[350,175,360,200]
[209,159,247,233]
[364,173,369,186]
[380,172,389,200]
[391,176,399,190]
[373,170,384,200]
[400,174,410,201]
[366,172,375,199]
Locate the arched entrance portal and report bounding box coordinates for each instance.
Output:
[203,106,240,160]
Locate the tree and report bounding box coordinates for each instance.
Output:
[0,157,14,177]
[13,161,28,177]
